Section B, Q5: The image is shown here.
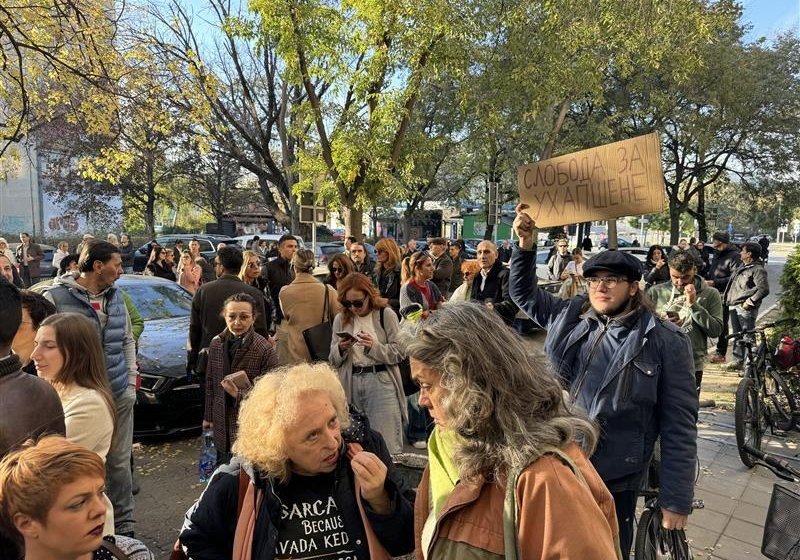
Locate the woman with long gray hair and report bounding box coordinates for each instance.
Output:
[407,303,621,559]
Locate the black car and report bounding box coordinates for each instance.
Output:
[32,275,200,437]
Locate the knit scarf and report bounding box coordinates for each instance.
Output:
[0,353,21,377]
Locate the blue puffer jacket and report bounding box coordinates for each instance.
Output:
[509,247,699,514]
[46,274,130,399]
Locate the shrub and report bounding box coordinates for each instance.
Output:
[779,244,800,337]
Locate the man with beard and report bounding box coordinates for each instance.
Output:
[509,204,698,559]
[547,237,572,280]
[648,251,723,395]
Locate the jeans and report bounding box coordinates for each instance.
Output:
[352,369,405,454]
[406,393,432,443]
[730,304,758,363]
[107,386,136,535]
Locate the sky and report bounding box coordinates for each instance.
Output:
[741,0,799,41]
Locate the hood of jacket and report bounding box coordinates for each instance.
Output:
[53,271,115,298]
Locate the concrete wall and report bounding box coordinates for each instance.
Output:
[0,141,42,236]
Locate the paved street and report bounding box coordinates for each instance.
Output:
[132,245,798,558]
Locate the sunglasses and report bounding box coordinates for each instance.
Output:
[331,266,343,273]
[342,297,367,309]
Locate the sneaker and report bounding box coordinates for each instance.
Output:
[412,440,427,449]
[709,355,726,364]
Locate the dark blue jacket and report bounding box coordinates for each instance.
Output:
[509,247,698,514]
[179,419,415,560]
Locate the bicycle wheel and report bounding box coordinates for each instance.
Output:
[735,377,764,469]
[634,506,659,560]
[764,368,796,431]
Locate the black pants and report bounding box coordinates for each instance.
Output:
[695,370,703,395]
[612,489,639,558]
[715,304,730,357]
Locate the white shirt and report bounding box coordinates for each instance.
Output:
[479,268,490,291]
[351,313,379,367]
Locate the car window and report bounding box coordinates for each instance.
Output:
[122,283,192,320]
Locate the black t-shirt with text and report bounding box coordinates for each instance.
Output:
[274,471,368,560]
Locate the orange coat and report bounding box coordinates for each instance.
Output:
[414,442,620,560]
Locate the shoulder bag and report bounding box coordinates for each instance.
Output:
[303,285,334,361]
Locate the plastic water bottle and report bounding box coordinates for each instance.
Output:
[198,431,216,482]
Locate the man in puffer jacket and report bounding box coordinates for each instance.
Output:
[723,242,770,370]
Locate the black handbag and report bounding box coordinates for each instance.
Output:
[303,286,333,361]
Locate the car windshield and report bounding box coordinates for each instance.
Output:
[122,283,192,320]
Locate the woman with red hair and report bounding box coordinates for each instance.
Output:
[328,273,407,454]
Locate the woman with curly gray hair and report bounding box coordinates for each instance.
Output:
[407,303,621,559]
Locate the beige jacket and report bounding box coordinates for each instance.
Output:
[279,273,340,363]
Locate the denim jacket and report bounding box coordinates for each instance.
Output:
[509,247,698,514]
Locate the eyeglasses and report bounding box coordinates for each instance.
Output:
[331,266,343,273]
[585,276,627,289]
[342,297,367,309]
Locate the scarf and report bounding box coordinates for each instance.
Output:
[426,427,461,517]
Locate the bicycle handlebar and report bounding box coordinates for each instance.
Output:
[725,318,792,341]
[741,444,800,482]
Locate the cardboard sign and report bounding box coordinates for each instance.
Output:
[517,133,665,227]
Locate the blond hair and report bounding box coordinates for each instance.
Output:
[233,363,350,482]
[238,250,261,283]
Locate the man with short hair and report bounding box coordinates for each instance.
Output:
[497,239,513,263]
[43,240,138,536]
[0,278,65,558]
[345,235,358,254]
[266,234,298,363]
[705,232,741,363]
[427,237,453,298]
[723,242,770,370]
[471,240,517,325]
[172,239,185,261]
[510,205,698,557]
[188,247,270,378]
[547,238,571,280]
[648,251,723,394]
[349,242,375,281]
[15,232,43,286]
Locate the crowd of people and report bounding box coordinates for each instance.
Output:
[0,214,774,559]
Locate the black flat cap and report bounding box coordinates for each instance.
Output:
[582,250,643,282]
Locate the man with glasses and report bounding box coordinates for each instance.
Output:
[509,204,698,558]
[547,238,572,280]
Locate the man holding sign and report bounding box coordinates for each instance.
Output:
[509,204,698,557]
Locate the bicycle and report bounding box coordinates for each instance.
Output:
[740,444,800,559]
[729,320,798,468]
[634,444,703,560]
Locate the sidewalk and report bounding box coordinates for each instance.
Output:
[688,407,799,559]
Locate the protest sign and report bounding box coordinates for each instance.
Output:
[517,133,665,227]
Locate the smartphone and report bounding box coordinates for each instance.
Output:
[336,332,358,341]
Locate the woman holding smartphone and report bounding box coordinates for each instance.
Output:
[329,273,407,454]
[203,293,279,464]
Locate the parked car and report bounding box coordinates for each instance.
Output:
[32,275,200,437]
[320,240,378,262]
[315,242,348,265]
[232,233,306,253]
[132,235,221,272]
[599,238,633,248]
[7,243,56,278]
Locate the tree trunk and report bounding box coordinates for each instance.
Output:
[697,184,708,242]
[290,197,300,234]
[607,219,618,249]
[344,205,363,239]
[669,199,681,246]
[257,175,292,230]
